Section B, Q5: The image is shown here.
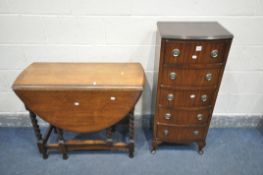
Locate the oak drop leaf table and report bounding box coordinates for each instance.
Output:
[12,62,145,159]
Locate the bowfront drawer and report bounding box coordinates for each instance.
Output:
[159,88,214,107]
[162,67,221,87]
[164,40,227,64]
[157,124,206,142]
[157,107,211,125]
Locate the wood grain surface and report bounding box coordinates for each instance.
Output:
[13,62,145,133]
[13,63,145,90]
[152,22,233,153]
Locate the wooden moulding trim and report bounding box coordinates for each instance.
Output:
[158,105,212,111]
[12,85,144,91]
[160,85,217,91]
[154,138,203,144]
[163,63,224,69]
[157,122,208,128]
[46,140,128,151]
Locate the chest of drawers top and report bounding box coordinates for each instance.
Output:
[157,22,233,40]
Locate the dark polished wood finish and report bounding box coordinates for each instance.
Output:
[29,111,48,159]
[152,22,233,154]
[156,124,206,142]
[159,88,215,107]
[164,40,227,64]
[13,63,145,159]
[157,107,211,126]
[162,66,221,87]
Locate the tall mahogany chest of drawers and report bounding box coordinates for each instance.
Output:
[152,22,233,154]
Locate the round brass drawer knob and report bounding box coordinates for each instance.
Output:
[164,113,172,120]
[211,49,218,58]
[172,48,180,57]
[193,130,200,136]
[170,72,177,80]
[205,73,213,81]
[201,94,208,102]
[167,93,174,101]
[197,114,204,121]
[163,129,169,136]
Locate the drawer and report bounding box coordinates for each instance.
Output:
[162,67,221,87]
[159,88,214,107]
[164,40,227,64]
[157,124,206,142]
[157,107,211,125]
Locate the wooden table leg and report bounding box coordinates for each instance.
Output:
[53,126,58,134]
[106,126,114,146]
[57,128,68,160]
[29,111,48,159]
[128,109,135,158]
[151,140,158,154]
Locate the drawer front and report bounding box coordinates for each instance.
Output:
[164,40,226,64]
[162,67,221,87]
[159,89,215,107]
[157,107,211,125]
[157,124,206,142]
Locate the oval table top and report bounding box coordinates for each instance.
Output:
[13,62,145,91]
[13,62,145,132]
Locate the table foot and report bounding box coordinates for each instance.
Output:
[28,110,49,159]
[197,141,206,155]
[128,109,135,158]
[57,129,68,160]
